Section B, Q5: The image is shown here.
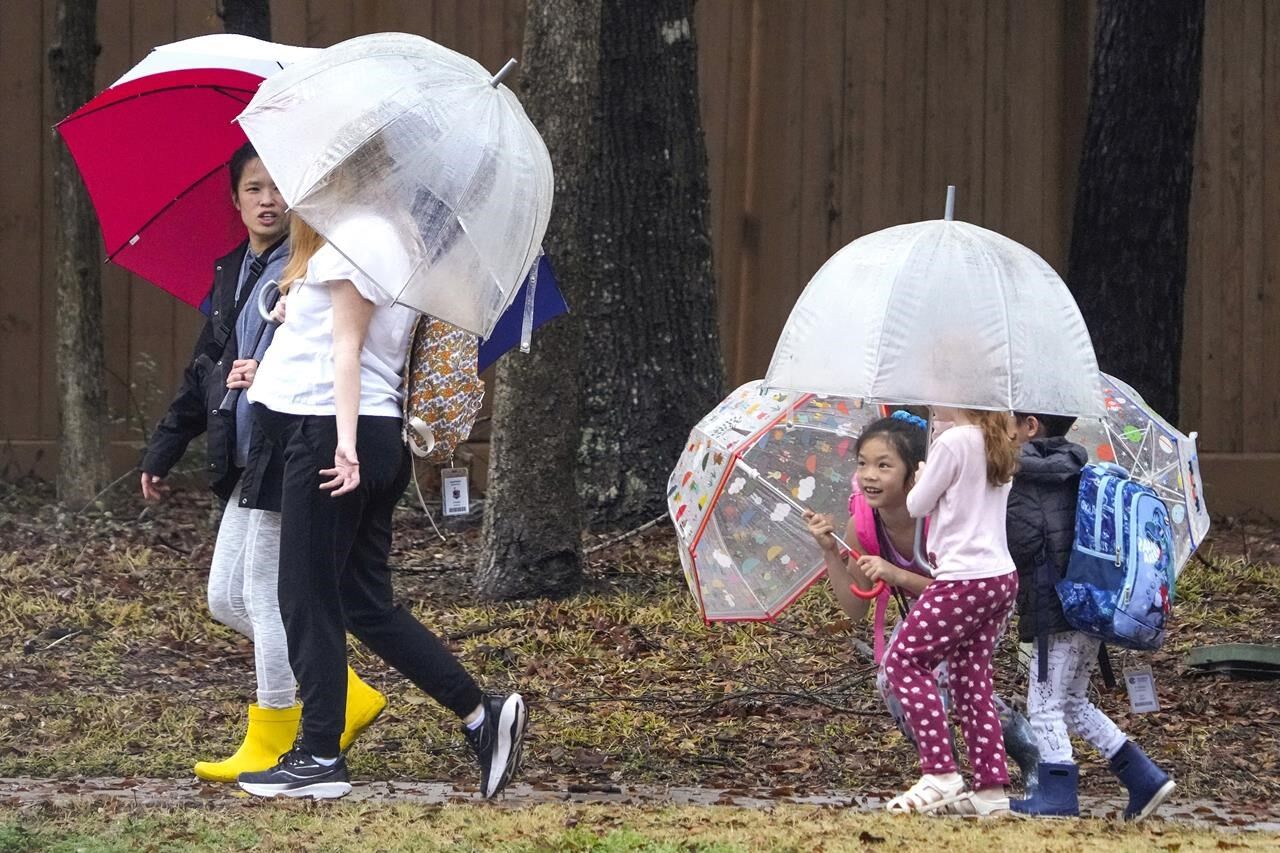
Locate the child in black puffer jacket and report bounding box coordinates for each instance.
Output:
[1006,412,1174,822]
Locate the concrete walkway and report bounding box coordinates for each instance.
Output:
[1,777,1277,832]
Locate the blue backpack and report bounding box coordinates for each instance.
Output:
[1056,463,1175,650]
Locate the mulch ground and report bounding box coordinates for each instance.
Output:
[1,478,1278,816]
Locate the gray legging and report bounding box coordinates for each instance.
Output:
[207,483,296,709]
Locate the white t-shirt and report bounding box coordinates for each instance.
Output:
[248,233,417,419]
[905,425,1016,581]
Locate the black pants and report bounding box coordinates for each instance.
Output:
[255,405,482,756]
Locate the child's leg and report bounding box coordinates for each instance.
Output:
[1026,632,1080,763]
[1060,633,1127,760]
[881,582,985,778]
[944,572,1019,791]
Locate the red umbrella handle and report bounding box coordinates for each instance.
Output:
[839,544,885,599]
[850,580,886,600]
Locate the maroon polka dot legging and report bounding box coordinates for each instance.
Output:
[881,571,1019,790]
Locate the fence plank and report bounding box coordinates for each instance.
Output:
[1242,0,1267,450]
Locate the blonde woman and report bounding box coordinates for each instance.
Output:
[240,215,526,800]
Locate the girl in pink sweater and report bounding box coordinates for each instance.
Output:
[881,407,1019,816]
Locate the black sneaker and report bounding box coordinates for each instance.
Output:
[237,747,352,800]
[463,693,527,798]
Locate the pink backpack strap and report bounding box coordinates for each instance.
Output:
[849,489,893,664]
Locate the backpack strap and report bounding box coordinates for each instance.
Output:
[1096,643,1117,689]
[849,488,894,665]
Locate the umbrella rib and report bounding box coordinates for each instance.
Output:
[103,162,228,260]
[967,224,1016,410]
[58,82,258,125]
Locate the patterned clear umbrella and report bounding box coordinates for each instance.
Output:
[668,381,883,622]
[1068,373,1211,578]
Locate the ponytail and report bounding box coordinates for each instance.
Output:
[962,409,1018,486]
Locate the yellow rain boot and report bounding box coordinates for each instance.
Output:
[340,666,387,752]
[193,703,301,783]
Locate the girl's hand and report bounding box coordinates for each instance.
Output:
[915,460,927,480]
[320,443,360,497]
[804,510,840,554]
[856,555,901,587]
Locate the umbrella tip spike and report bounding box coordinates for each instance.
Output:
[490,58,518,88]
[944,185,956,221]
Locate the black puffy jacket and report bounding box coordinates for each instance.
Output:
[1006,437,1089,643]
[139,242,251,501]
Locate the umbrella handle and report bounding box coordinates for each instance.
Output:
[850,580,886,600]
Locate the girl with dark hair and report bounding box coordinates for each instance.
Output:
[806,413,1038,797]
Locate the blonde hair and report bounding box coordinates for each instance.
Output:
[279,215,325,294]
[962,409,1019,486]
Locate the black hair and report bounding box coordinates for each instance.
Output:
[854,415,928,485]
[229,142,260,194]
[1013,412,1077,438]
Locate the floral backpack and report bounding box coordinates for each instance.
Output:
[401,316,484,465]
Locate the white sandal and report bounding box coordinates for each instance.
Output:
[934,790,1011,817]
[885,774,968,814]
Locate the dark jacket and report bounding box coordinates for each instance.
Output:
[140,242,265,501]
[1006,436,1089,643]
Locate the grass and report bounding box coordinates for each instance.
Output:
[0,801,1272,853]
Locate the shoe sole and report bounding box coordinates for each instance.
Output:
[1131,780,1175,823]
[485,694,527,798]
[238,781,352,800]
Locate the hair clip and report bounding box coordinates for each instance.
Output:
[891,410,927,430]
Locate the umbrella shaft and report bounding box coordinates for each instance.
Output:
[740,460,854,555]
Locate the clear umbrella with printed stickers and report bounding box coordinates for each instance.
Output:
[667,381,884,622]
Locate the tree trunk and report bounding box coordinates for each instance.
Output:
[49,0,108,508]
[577,0,725,527]
[1066,0,1205,421]
[477,0,601,600]
[219,0,271,39]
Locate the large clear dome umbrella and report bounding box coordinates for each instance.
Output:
[765,206,1102,417]
[238,32,553,337]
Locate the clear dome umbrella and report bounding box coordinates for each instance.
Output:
[237,33,553,337]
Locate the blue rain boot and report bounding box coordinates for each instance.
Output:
[1010,762,1079,817]
[1109,741,1175,822]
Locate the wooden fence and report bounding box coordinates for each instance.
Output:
[1,0,1277,516]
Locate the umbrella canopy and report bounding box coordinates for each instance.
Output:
[478,254,568,373]
[55,35,316,307]
[237,32,554,338]
[668,381,883,622]
[112,33,317,86]
[1069,373,1210,577]
[764,219,1103,417]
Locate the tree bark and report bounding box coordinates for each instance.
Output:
[1066,0,1205,421]
[219,0,271,39]
[477,0,601,600]
[576,0,725,527]
[49,0,108,507]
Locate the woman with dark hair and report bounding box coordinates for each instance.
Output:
[138,144,385,782]
[238,214,526,800]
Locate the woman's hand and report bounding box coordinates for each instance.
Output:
[320,442,360,497]
[804,510,840,554]
[225,358,259,390]
[856,555,901,587]
[270,291,288,324]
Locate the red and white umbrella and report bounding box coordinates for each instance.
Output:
[55,35,316,308]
